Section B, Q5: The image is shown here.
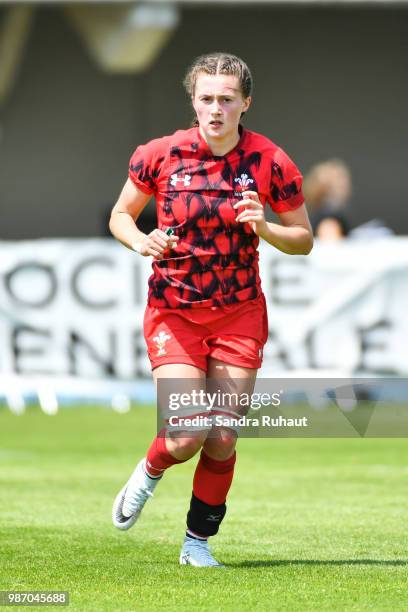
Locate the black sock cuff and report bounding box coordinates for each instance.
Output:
[187,493,226,537]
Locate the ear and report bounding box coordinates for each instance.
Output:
[191,95,197,112]
[242,96,252,113]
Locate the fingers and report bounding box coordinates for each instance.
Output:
[234,197,264,224]
[236,213,264,224]
[151,229,172,248]
[148,246,163,259]
[241,190,259,200]
[234,198,262,211]
[234,190,262,209]
[161,230,180,248]
[141,229,179,259]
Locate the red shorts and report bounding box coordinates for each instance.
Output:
[143,294,268,372]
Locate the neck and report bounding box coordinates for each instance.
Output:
[199,126,241,156]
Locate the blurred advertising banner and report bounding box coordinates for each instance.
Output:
[0,237,407,381]
[0,239,151,381]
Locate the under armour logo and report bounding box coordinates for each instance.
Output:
[170,173,191,187]
[207,514,222,522]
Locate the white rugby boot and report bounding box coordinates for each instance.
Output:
[179,536,225,567]
[112,459,161,531]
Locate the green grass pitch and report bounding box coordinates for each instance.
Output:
[1,406,407,611]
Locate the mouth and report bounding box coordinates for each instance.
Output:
[209,120,223,128]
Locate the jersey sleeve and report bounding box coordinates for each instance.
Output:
[128,138,167,194]
[267,149,304,214]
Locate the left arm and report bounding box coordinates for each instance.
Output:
[234,191,313,255]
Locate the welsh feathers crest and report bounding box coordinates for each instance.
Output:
[153,331,171,356]
[234,173,254,190]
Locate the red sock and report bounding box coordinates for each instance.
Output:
[145,430,185,477]
[193,449,236,505]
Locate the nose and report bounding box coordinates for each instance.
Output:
[210,98,222,114]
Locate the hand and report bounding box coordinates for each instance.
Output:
[132,229,179,260]
[234,191,267,235]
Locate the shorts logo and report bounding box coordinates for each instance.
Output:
[170,173,191,187]
[153,330,171,356]
[234,173,254,196]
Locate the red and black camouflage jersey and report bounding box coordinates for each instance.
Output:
[129,126,304,309]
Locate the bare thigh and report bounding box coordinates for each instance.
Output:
[153,363,207,459]
[203,357,258,459]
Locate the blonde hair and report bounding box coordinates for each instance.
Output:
[184,52,253,98]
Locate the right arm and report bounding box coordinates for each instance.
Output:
[109,178,178,260]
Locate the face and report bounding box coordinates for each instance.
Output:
[192,73,251,142]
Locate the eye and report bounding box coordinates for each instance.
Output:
[201,96,212,103]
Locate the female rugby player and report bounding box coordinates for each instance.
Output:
[110,52,313,567]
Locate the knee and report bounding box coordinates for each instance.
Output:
[167,432,207,461]
[203,430,237,461]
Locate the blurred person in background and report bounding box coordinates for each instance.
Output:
[303,159,352,240]
[109,52,313,567]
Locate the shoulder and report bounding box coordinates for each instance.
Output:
[243,129,280,154]
[169,127,198,147]
[243,129,284,158]
[128,128,196,191]
[131,128,196,159]
[244,129,299,170]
